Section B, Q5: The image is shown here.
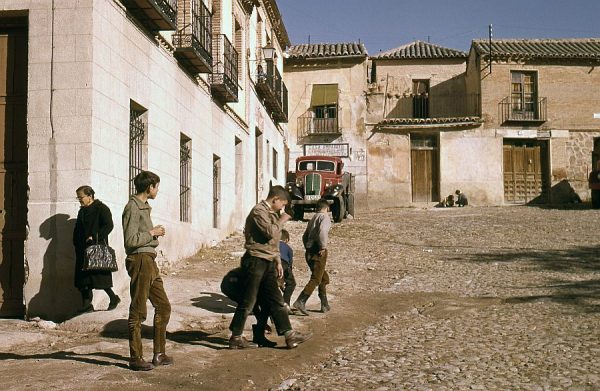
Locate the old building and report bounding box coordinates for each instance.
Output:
[0,0,290,320]
[283,42,369,206]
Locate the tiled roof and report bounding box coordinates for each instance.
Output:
[372,41,467,59]
[377,116,481,128]
[472,38,600,59]
[286,42,368,60]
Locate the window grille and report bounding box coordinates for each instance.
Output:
[213,155,221,228]
[129,105,147,196]
[180,134,192,222]
[272,148,278,179]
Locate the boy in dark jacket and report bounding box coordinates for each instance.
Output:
[293,199,332,315]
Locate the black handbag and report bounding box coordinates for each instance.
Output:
[83,238,118,272]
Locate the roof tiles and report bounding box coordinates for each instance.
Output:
[286,42,368,60]
[372,41,467,59]
[472,38,600,59]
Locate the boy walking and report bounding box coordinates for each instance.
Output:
[122,171,172,371]
[229,185,312,349]
[279,229,296,312]
[293,199,332,315]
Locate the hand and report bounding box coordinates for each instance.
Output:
[319,249,327,256]
[150,225,166,237]
[276,262,284,279]
[279,212,291,223]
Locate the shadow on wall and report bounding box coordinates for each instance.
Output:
[28,213,79,322]
[528,179,588,209]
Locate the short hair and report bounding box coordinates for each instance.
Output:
[76,185,95,199]
[134,171,161,194]
[455,189,461,195]
[267,185,290,202]
[280,229,290,241]
[316,199,329,210]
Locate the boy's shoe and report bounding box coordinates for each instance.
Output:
[292,292,310,316]
[229,335,258,349]
[252,325,277,348]
[152,353,173,366]
[319,294,330,313]
[107,296,121,311]
[285,330,313,349]
[284,303,294,315]
[129,357,154,371]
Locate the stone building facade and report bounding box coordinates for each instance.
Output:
[0,0,291,320]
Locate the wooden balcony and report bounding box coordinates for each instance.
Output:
[255,60,288,123]
[173,0,212,74]
[121,0,177,31]
[209,34,238,103]
[499,97,547,124]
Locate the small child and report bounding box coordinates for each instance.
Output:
[455,189,468,207]
[293,199,332,315]
[279,229,296,313]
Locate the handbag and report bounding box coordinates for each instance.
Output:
[83,238,118,272]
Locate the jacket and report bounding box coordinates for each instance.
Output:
[122,195,159,255]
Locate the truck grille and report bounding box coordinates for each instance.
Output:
[305,173,322,196]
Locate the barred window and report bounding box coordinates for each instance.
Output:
[235,137,243,194]
[272,148,278,179]
[180,134,192,222]
[213,155,221,228]
[129,101,148,196]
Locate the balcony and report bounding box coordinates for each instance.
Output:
[255,60,288,123]
[209,34,238,103]
[297,114,340,138]
[499,97,547,123]
[121,0,177,31]
[173,0,212,74]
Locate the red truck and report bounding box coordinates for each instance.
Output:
[287,156,355,222]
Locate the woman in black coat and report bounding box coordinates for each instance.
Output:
[73,185,120,312]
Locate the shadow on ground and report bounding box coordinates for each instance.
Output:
[191,292,237,313]
[0,351,129,369]
[452,245,600,312]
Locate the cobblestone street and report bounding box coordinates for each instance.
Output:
[1,206,600,390]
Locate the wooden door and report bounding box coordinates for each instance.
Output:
[503,141,546,203]
[0,24,27,317]
[411,135,439,202]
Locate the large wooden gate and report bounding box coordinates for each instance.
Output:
[0,21,28,317]
[503,140,548,203]
[411,135,439,202]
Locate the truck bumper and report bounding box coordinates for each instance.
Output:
[291,199,334,205]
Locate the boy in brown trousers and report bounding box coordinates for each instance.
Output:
[122,171,172,371]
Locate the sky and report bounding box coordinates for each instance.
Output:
[277,0,600,54]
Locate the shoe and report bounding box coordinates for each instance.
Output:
[252,325,277,348]
[284,303,294,315]
[285,330,313,349]
[107,296,121,311]
[229,335,258,349]
[129,357,154,371]
[319,294,330,313]
[152,353,173,366]
[292,292,310,316]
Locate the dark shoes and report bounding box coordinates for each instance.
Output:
[129,357,154,371]
[319,294,330,313]
[285,330,313,349]
[152,353,174,366]
[107,296,121,311]
[293,292,310,316]
[252,325,277,348]
[229,335,258,349]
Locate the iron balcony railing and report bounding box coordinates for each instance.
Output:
[499,97,547,123]
[209,34,238,102]
[297,113,340,138]
[386,93,480,119]
[173,0,212,73]
[121,0,177,31]
[255,59,288,122]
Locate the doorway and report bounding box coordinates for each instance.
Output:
[503,139,549,203]
[0,19,28,317]
[410,134,439,202]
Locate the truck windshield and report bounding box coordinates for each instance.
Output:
[298,161,335,172]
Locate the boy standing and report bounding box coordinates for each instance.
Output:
[229,185,312,349]
[279,229,296,312]
[122,171,172,371]
[293,199,332,315]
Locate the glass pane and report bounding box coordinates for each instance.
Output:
[299,161,316,170]
[511,72,521,83]
[512,82,522,92]
[316,161,335,171]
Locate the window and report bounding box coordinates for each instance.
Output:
[412,79,429,118]
[234,18,243,84]
[511,71,537,114]
[129,101,148,196]
[180,134,192,222]
[272,148,278,179]
[235,137,243,194]
[298,160,335,172]
[213,155,221,229]
[310,84,339,133]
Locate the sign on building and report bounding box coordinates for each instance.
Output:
[303,143,350,157]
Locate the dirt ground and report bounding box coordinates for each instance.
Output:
[1,205,600,390]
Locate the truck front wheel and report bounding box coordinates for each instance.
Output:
[332,196,345,223]
[293,205,304,221]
